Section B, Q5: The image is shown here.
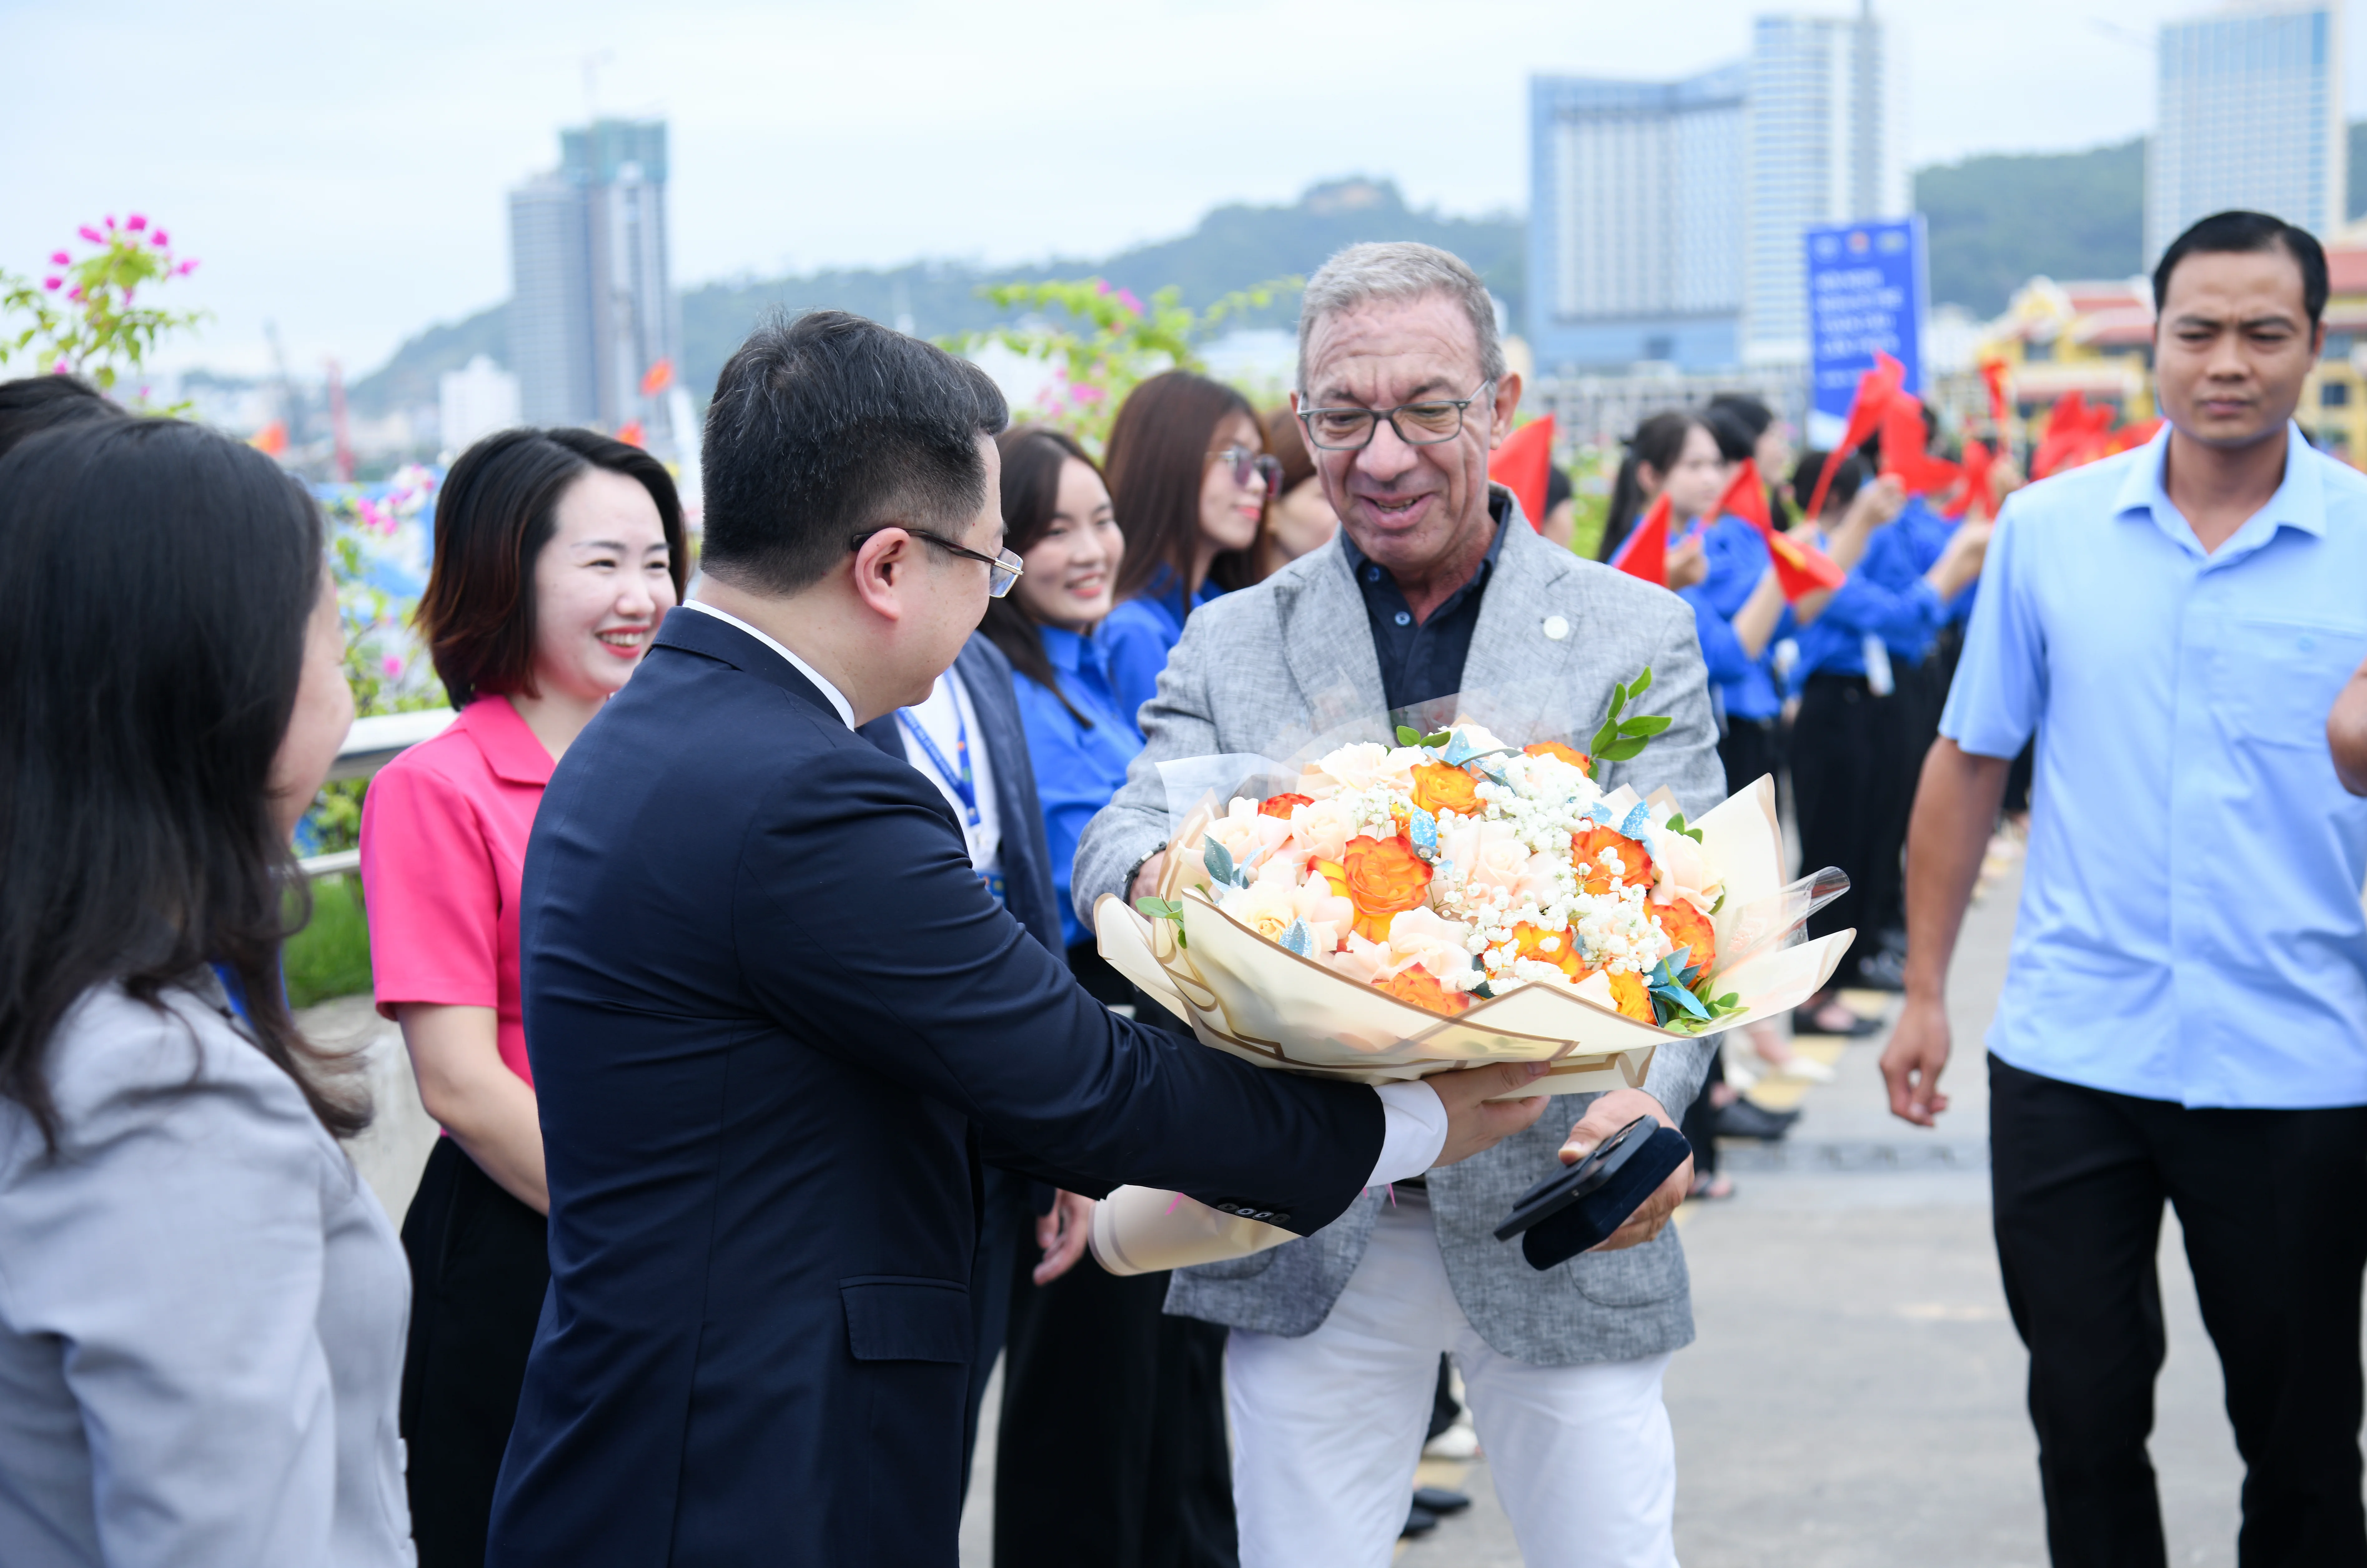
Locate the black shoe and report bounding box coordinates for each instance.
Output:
[1717,1099,1801,1141]
[1854,949,1908,992]
[1413,1487,1471,1516]
[1402,1504,1441,1538]
[1790,1004,1883,1038]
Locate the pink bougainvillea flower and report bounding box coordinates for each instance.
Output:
[66,286,83,302]
[381,654,403,678]
[42,277,61,291]
[152,230,168,246]
[48,251,68,266]
[103,214,116,229]
[121,287,135,306]
[51,361,67,375]
[176,259,198,275]
[1116,288,1143,313]
[77,225,102,243]
[127,214,146,231]
[1095,279,1111,294]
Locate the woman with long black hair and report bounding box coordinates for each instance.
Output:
[0,415,410,1565]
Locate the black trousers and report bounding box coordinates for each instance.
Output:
[399,1136,550,1568]
[1790,673,1910,978]
[993,1261,1236,1567]
[1679,1046,1724,1180]
[1988,1054,2367,1567]
[1715,716,1778,804]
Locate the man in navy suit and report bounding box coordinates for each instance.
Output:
[486,311,1549,1566]
[856,631,1063,1495]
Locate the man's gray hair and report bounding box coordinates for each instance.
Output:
[1295,241,1506,395]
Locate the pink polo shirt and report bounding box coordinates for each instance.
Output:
[359,695,555,1087]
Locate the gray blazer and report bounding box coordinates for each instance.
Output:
[0,979,414,1567]
[1073,494,1727,1367]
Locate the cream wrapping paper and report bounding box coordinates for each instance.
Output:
[1086,774,1853,1275]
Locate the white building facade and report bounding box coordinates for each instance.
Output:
[1742,9,1908,364]
[2147,3,2345,264]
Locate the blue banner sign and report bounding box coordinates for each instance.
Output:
[1805,217,1926,443]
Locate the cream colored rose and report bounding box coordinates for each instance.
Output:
[1311,741,1415,794]
[1439,818,1532,896]
[1651,828,1719,913]
[1383,906,1479,986]
[1290,797,1354,863]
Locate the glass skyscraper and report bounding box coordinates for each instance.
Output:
[2148,4,2344,264]
[507,118,681,436]
[1526,8,1902,373]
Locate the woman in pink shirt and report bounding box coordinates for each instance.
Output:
[359,427,683,1568]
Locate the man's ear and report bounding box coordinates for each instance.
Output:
[1488,373,1524,451]
[849,529,913,623]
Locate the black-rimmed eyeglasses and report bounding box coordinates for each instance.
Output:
[849,527,1025,598]
[1296,381,1496,451]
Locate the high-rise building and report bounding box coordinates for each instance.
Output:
[1742,10,1906,364]
[1527,66,1748,373]
[1527,8,1902,374]
[439,354,522,455]
[506,117,679,438]
[2147,3,2345,265]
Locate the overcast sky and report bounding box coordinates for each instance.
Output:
[4,0,2358,377]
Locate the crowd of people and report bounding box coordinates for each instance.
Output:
[3,214,2367,1568]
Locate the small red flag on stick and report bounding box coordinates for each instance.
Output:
[1488,416,1557,532]
[1715,460,1845,601]
[1803,350,1906,522]
[1877,393,1962,497]
[1609,491,1670,585]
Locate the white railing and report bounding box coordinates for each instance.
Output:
[300,708,456,879]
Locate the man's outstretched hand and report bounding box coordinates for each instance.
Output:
[1559,1087,1691,1253]
[1427,1063,1553,1167]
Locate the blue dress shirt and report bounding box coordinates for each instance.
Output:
[1941,422,2367,1108]
[1680,515,1782,721]
[1788,526,1949,683]
[1102,570,1222,727]
[1010,624,1146,949]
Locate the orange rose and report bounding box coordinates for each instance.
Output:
[1652,899,1716,975]
[1260,792,1314,819]
[1382,967,1472,1016]
[1508,919,1592,982]
[1523,740,1593,775]
[1408,761,1481,818]
[1606,969,1656,1023]
[1572,826,1654,894]
[1340,834,1432,942]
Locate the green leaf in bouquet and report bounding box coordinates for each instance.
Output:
[1202,838,1239,888]
[1621,714,1674,739]
[1395,724,1423,747]
[1595,737,1649,763]
[1662,812,1705,844]
[1709,891,1726,915]
[1135,895,1183,921]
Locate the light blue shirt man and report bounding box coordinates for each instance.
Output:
[1941,421,2367,1107]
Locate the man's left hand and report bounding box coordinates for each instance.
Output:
[1558,1088,1692,1253]
[1033,1190,1095,1284]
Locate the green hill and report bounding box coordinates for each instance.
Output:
[350,179,1521,417]
[1914,139,2147,315]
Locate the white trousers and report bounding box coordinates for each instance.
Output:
[1227,1198,1678,1568]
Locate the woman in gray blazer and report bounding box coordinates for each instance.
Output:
[0,414,413,1566]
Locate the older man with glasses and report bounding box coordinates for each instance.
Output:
[1075,243,1725,1568]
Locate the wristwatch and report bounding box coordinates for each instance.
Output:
[1125,842,1168,898]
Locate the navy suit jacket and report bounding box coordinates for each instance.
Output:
[488,608,1381,1567]
[856,633,1062,960]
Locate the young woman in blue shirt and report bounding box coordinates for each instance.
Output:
[1100,371,1276,723]
[978,426,1143,998]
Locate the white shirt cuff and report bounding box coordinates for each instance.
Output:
[1367,1080,1450,1187]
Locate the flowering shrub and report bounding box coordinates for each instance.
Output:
[0,214,205,395]
[944,277,1297,453]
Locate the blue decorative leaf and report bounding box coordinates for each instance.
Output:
[1618,802,1656,840]
[1585,800,1620,827]
[1278,919,1314,957]
[1409,804,1439,856]
[1202,838,1236,888]
[1442,730,1482,767]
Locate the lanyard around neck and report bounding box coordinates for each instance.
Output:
[897,701,980,828]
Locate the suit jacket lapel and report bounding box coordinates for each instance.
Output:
[1461,507,1589,746]
[1277,540,1389,747]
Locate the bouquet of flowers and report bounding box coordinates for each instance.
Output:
[1086,673,1851,1275]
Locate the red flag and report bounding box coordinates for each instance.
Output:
[639,357,675,397]
[1945,439,1997,521]
[1609,492,1670,585]
[615,419,646,449]
[1489,415,1557,531]
[2106,416,2163,456]
[1877,393,1962,497]
[1803,349,1906,521]
[2030,392,2112,478]
[1978,359,2011,428]
[1715,459,1845,600]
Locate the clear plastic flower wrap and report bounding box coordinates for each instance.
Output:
[1087,677,1853,1275]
